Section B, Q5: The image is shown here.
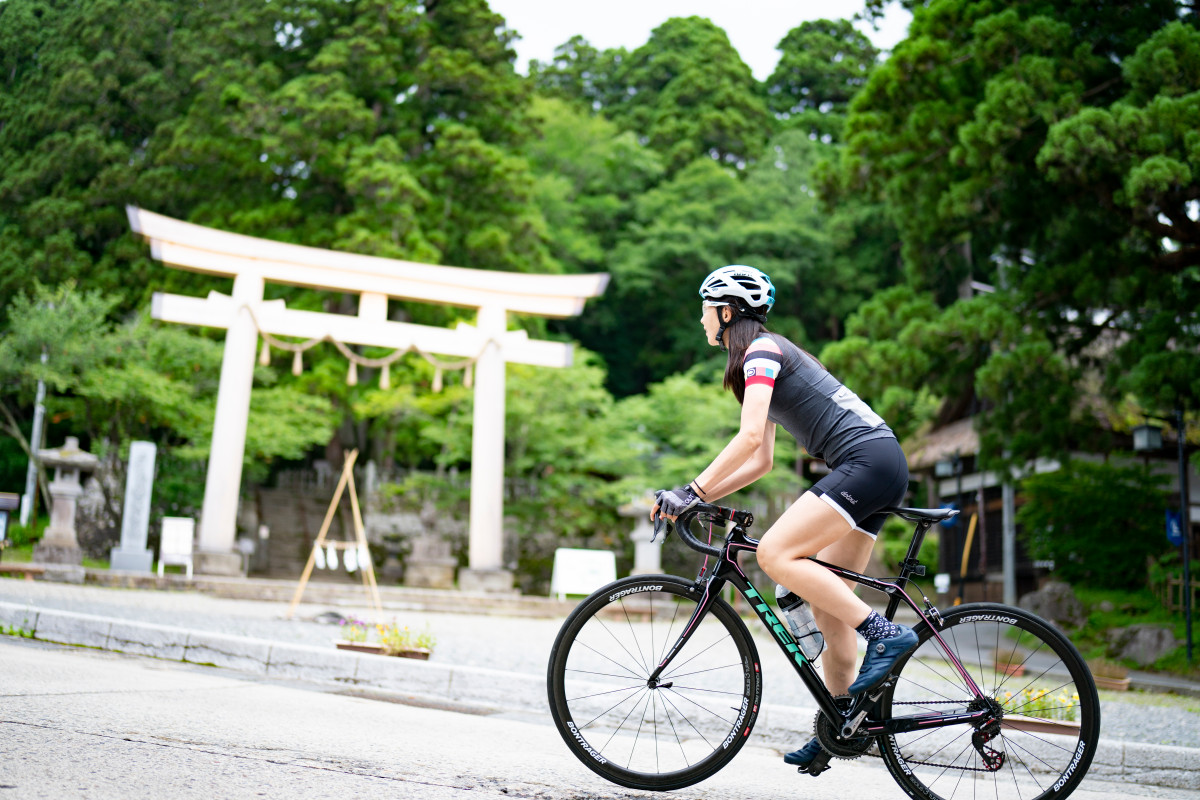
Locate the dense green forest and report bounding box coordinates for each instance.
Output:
[1,0,1197,565]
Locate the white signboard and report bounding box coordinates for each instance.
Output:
[550,548,617,600]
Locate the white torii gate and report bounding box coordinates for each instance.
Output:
[127,207,608,588]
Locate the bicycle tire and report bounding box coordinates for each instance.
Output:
[879,603,1100,800]
[547,575,762,791]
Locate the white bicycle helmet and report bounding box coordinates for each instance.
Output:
[699,265,776,313]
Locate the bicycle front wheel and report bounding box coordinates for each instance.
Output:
[547,575,762,791]
[879,603,1100,800]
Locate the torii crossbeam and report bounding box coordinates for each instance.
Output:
[128,207,608,588]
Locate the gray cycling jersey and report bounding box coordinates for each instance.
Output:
[742,332,894,467]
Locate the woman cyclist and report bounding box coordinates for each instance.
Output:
[651,264,916,773]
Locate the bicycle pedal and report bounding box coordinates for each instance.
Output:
[800,751,833,777]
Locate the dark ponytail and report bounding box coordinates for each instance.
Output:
[723,319,826,405]
[723,317,768,404]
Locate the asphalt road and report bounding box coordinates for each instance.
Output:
[2,638,1199,800]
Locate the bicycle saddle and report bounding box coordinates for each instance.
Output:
[886,506,959,522]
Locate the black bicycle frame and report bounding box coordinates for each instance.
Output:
[648,509,992,737]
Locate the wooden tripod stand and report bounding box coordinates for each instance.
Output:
[286,449,382,619]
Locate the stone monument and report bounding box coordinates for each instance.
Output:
[405,534,459,589]
[110,441,157,572]
[32,437,99,565]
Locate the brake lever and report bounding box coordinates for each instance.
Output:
[650,512,671,543]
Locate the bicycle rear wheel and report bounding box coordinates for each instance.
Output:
[879,603,1100,800]
[547,575,762,791]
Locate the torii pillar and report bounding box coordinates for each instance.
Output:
[128,207,608,588]
[466,304,508,590]
[199,273,263,576]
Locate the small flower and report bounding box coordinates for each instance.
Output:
[340,619,369,642]
[376,620,436,656]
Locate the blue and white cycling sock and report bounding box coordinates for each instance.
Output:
[856,610,902,641]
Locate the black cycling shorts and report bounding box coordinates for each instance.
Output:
[810,436,909,539]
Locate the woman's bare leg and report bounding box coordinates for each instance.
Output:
[755,492,873,629]
[809,532,876,695]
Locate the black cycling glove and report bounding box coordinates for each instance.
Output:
[655,485,700,518]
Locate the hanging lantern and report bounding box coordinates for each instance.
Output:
[380,362,391,390]
[326,544,339,570]
[463,363,473,389]
[292,350,303,376]
[314,546,326,570]
[347,360,358,386]
[259,340,271,366]
[432,366,443,392]
[1132,423,1164,452]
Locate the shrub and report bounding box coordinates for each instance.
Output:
[1017,460,1169,590]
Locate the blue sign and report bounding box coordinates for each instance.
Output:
[1166,509,1184,546]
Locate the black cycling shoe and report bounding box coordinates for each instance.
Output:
[783,738,823,768]
[848,625,918,695]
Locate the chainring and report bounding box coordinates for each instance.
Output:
[814,695,874,759]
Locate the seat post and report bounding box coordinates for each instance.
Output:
[884,520,933,621]
[900,520,933,576]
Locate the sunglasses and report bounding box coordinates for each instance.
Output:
[701,300,728,310]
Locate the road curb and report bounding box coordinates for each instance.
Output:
[0,600,545,711]
[1,600,1197,790]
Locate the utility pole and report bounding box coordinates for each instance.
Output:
[1177,406,1193,662]
[1002,478,1016,606]
[19,350,47,526]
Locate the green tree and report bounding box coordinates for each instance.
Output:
[837,0,1199,466]
[0,0,567,467]
[596,157,755,394]
[528,35,631,113]
[0,0,555,328]
[585,127,894,397]
[523,96,665,272]
[820,286,942,440]
[0,282,117,508]
[765,19,879,142]
[532,19,771,174]
[610,17,772,173]
[154,0,550,277]
[0,0,271,316]
[745,130,904,345]
[0,283,336,523]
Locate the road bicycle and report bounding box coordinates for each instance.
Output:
[547,502,1100,799]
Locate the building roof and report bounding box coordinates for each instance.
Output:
[903,417,979,471]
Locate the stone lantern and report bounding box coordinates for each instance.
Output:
[32,437,99,565]
[619,493,663,576]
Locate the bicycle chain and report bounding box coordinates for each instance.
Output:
[858,700,1002,773]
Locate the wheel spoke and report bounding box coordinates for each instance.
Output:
[880,604,1098,800]
[549,581,760,791]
